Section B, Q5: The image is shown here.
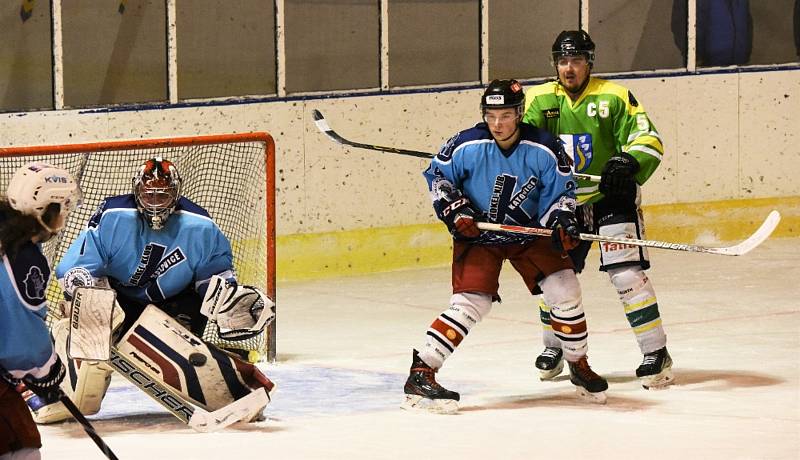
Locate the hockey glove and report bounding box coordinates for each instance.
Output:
[441,196,480,240]
[599,152,640,204]
[549,209,581,252]
[22,355,66,404]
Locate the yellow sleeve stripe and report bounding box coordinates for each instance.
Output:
[627,143,663,161]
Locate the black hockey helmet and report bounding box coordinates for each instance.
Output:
[480,79,525,115]
[552,30,595,66]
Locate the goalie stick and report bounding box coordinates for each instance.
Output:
[476,210,781,256]
[108,348,269,432]
[311,109,602,182]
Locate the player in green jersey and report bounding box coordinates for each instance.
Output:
[522,30,673,389]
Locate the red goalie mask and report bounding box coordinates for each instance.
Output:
[133,157,182,230]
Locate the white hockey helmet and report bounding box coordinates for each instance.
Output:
[6,161,81,232]
[133,157,182,230]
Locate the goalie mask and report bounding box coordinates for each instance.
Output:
[133,157,182,230]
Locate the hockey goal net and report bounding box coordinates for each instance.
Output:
[0,133,276,362]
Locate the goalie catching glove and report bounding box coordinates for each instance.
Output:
[201,276,275,341]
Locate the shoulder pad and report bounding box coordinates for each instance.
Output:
[435,125,492,161]
[8,242,50,306]
[174,197,211,218]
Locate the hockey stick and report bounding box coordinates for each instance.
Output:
[109,348,268,432]
[311,109,601,182]
[60,395,120,460]
[0,369,119,459]
[476,210,780,256]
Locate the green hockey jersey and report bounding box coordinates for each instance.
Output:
[523,77,663,205]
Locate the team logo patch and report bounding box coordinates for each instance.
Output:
[543,108,560,118]
[63,267,95,296]
[23,266,46,300]
[559,133,593,173]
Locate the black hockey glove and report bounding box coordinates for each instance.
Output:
[599,152,640,204]
[22,355,66,404]
[549,209,580,252]
[440,196,480,240]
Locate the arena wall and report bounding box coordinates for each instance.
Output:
[1,69,797,280]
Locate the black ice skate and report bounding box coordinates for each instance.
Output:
[535,347,564,380]
[636,347,674,389]
[568,356,608,404]
[401,349,459,414]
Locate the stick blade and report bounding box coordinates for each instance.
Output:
[311,109,324,121]
[708,210,781,256]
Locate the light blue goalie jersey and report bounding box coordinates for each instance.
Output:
[0,236,59,379]
[55,195,235,305]
[423,122,577,244]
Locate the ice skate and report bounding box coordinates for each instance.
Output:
[401,349,459,414]
[535,347,564,380]
[568,356,608,404]
[636,347,674,389]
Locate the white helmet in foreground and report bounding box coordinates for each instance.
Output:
[7,162,82,233]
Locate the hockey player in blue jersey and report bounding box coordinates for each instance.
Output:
[402,79,608,413]
[31,157,274,425]
[1,162,81,458]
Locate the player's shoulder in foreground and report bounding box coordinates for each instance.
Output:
[518,122,560,152]
[437,122,495,160]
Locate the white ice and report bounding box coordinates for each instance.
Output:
[39,238,800,459]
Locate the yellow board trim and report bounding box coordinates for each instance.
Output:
[277,197,799,282]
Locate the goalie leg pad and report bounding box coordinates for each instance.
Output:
[30,314,122,424]
[117,305,272,415]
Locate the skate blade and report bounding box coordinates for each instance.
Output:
[538,360,564,381]
[575,386,607,404]
[641,369,675,390]
[401,394,459,414]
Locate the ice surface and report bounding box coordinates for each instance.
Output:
[39,238,800,459]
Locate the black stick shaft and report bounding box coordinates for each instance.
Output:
[60,395,120,460]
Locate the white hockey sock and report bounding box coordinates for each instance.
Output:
[608,267,667,354]
[539,269,588,361]
[538,298,562,348]
[419,292,492,369]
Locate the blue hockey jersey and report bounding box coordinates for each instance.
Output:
[0,237,59,380]
[423,122,577,244]
[56,195,235,305]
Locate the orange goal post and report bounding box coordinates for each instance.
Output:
[0,133,276,362]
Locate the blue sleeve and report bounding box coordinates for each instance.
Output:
[194,224,236,296]
[0,247,58,378]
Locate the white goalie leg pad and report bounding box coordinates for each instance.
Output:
[419,292,492,369]
[539,269,588,362]
[117,305,273,418]
[201,275,275,341]
[608,267,666,353]
[31,309,124,424]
